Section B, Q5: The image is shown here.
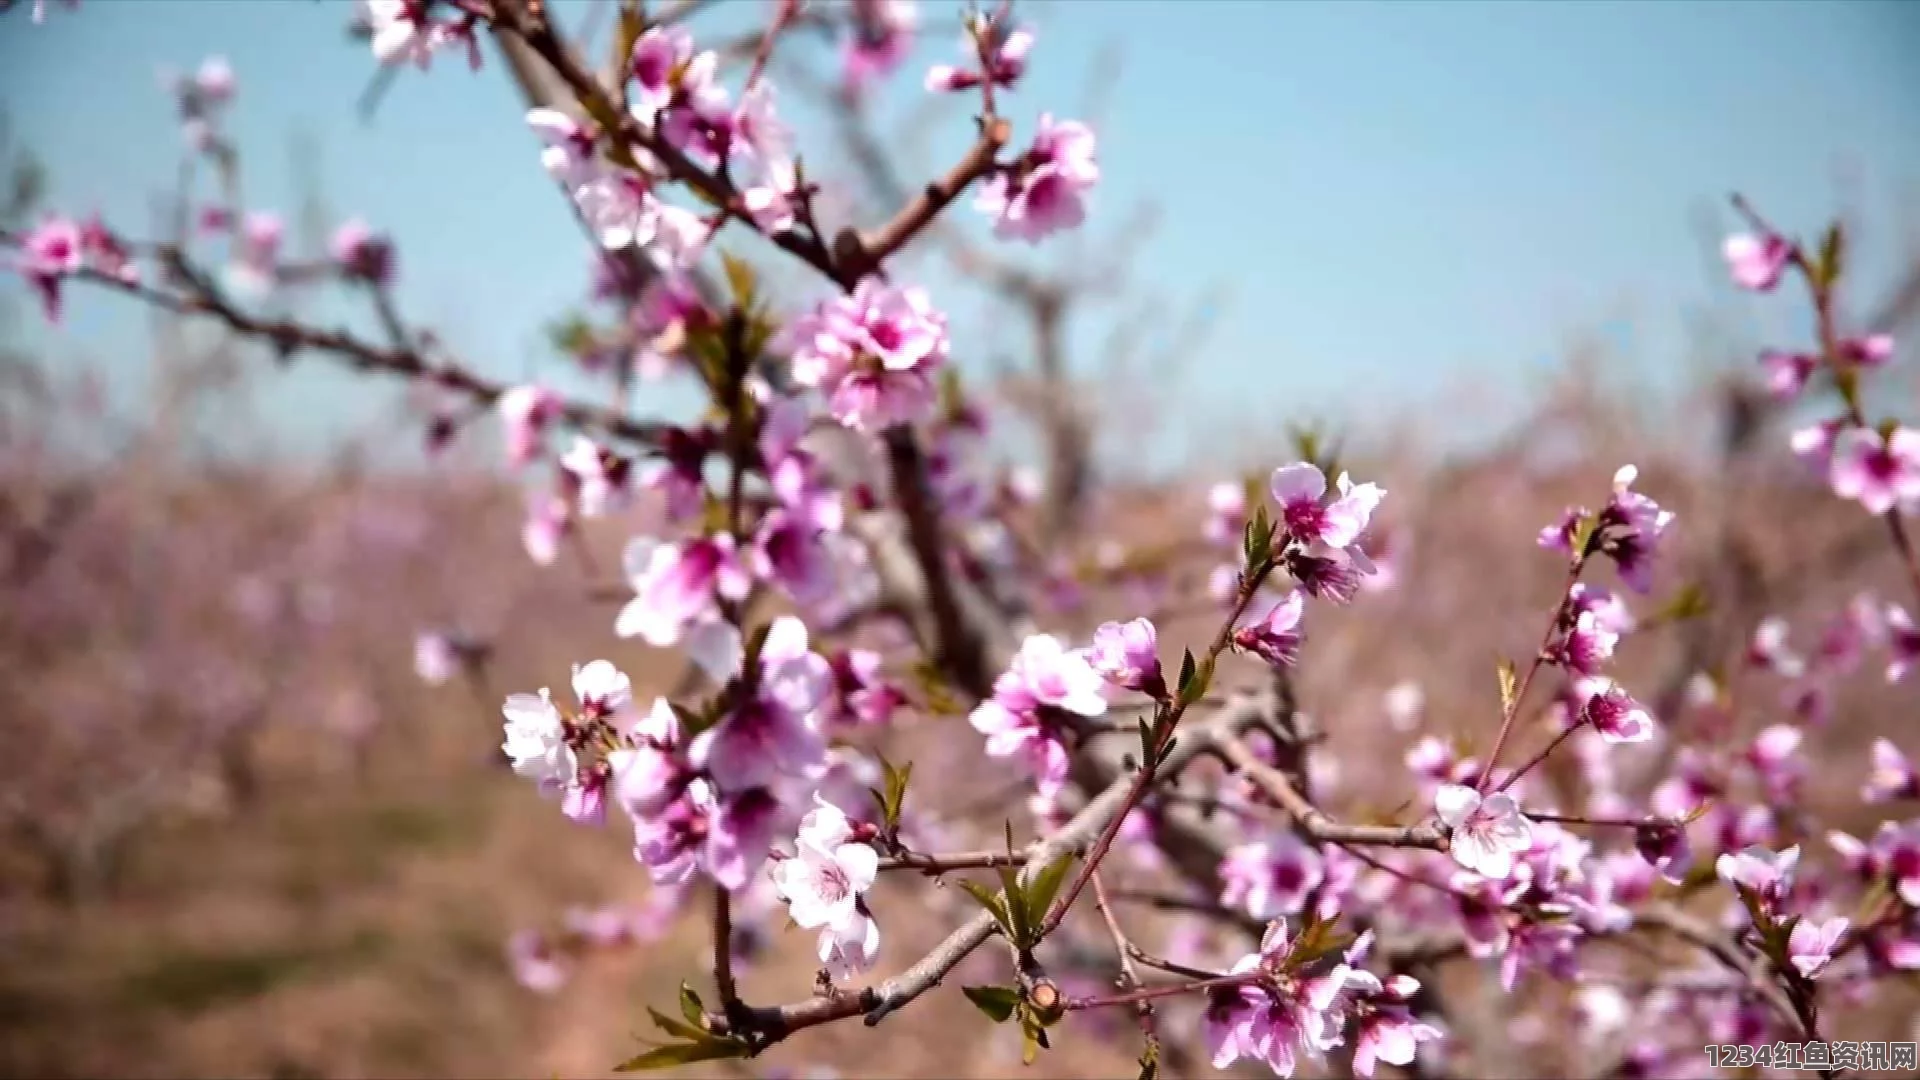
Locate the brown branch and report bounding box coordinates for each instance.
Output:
[1215,734,1447,850]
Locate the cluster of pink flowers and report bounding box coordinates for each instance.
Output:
[25,7,1920,1078]
[1726,211,1916,515]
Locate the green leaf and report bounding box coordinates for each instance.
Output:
[613,1039,751,1072]
[1137,1041,1161,1080]
[1814,222,1845,290]
[962,984,1021,1023]
[1023,852,1076,925]
[1496,658,1518,717]
[1568,512,1599,558]
[646,1007,709,1044]
[1653,582,1710,624]
[719,251,758,313]
[1178,652,1214,708]
[956,879,1013,935]
[997,823,1031,944]
[1176,649,1196,696]
[677,983,704,1028]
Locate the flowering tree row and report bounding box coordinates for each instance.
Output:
[9,1,1920,1075]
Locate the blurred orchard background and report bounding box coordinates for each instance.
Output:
[2,1,1920,1077]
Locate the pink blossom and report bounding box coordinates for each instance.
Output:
[14,215,82,323]
[1759,348,1818,399]
[1714,843,1799,909]
[784,278,948,433]
[607,699,691,821]
[1220,833,1325,919]
[520,492,569,566]
[638,425,712,523]
[1745,723,1804,802]
[750,508,836,605]
[506,929,568,993]
[1722,230,1792,292]
[1553,610,1619,675]
[1837,332,1895,369]
[1872,822,1920,907]
[366,0,435,68]
[1205,481,1248,546]
[330,218,395,285]
[1828,425,1920,515]
[1598,465,1675,592]
[413,631,460,686]
[695,781,783,891]
[1886,605,1920,683]
[976,114,1098,242]
[924,12,1032,94]
[771,797,882,979]
[1435,784,1532,880]
[558,436,632,519]
[1633,820,1693,884]
[1233,590,1306,670]
[1866,738,1920,802]
[821,649,905,729]
[496,384,560,467]
[614,535,751,646]
[1576,677,1655,743]
[1791,417,1845,468]
[1087,617,1165,697]
[1747,615,1806,678]
[524,106,600,186]
[629,27,697,119]
[1269,462,1386,552]
[1788,916,1848,979]
[1203,919,1353,1076]
[968,634,1106,796]
[841,0,917,92]
[688,617,829,790]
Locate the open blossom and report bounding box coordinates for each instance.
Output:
[1864,738,1920,802]
[1723,230,1791,292]
[1205,481,1248,546]
[1554,610,1619,675]
[688,616,830,791]
[1575,677,1655,743]
[841,0,916,91]
[1788,916,1848,979]
[1435,784,1532,880]
[14,214,82,323]
[968,634,1106,796]
[1829,425,1920,515]
[1715,844,1799,908]
[1594,465,1675,592]
[1204,919,1355,1076]
[497,384,560,467]
[785,278,948,432]
[1269,463,1386,554]
[365,0,438,67]
[976,114,1098,242]
[223,211,283,297]
[614,535,751,646]
[1087,617,1165,697]
[771,797,882,979]
[414,631,460,685]
[1760,348,1818,400]
[502,688,576,796]
[521,492,570,566]
[1221,833,1325,919]
[1748,616,1806,678]
[559,436,632,518]
[1234,590,1306,670]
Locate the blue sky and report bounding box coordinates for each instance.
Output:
[3,0,1919,468]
